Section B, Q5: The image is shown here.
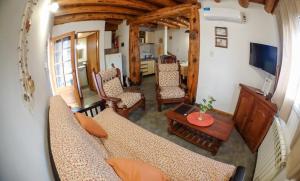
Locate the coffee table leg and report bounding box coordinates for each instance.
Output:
[167,119,174,134]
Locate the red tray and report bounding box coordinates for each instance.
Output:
[187,112,214,127]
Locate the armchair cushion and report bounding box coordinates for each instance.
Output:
[158,71,180,87]
[160,86,185,99]
[158,63,178,72]
[117,92,142,108]
[103,77,124,97]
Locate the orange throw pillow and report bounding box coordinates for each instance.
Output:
[107,158,169,181]
[74,112,108,138]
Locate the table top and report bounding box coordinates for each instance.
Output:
[165,103,234,141]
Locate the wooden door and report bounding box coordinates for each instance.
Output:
[244,101,273,152]
[50,32,81,107]
[233,90,255,132]
[86,32,99,91]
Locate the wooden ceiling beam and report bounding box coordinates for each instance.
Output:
[264,0,279,13]
[128,3,200,25]
[156,20,179,29]
[174,16,190,27]
[57,0,158,11]
[105,23,118,31]
[143,0,178,7]
[105,19,123,25]
[54,13,134,25]
[55,6,145,17]
[239,0,250,8]
[162,18,188,28]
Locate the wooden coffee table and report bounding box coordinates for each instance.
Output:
[165,103,234,155]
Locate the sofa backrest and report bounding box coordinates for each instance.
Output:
[48,96,120,181]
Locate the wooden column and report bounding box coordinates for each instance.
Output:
[129,25,140,84]
[187,5,200,103]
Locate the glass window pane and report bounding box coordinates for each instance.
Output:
[54,52,62,64]
[55,40,62,51]
[63,48,71,62]
[65,74,73,86]
[63,37,71,48]
[56,76,65,88]
[55,64,63,76]
[63,61,72,74]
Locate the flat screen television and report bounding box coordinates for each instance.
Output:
[249,43,278,75]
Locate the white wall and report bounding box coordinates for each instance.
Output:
[0,0,53,180]
[116,20,130,76]
[52,21,106,71]
[104,31,112,49]
[167,28,189,62]
[196,0,280,113]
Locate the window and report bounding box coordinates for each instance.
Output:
[53,37,73,88]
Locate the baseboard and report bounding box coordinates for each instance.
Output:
[212,108,233,118]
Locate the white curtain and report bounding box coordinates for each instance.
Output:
[272,0,300,121]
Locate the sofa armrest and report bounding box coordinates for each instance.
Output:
[230,166,245,181]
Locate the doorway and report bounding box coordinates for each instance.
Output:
[49,31,100,108]
[76,31,100,106]
[50,32,81,108]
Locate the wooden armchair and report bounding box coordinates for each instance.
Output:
[92,68,145,118]
[155,62,188,111]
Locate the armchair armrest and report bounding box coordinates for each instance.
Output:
[230,166,245,181]
[104,96,122,103]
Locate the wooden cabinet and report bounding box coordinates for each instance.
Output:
[145,32,155,44]
[140,60,155,75]
[233,84,277,153]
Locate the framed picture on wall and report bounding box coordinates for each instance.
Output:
[215,37,228,48]
[215,27,228,37]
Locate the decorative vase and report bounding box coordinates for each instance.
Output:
[198,112,206,121]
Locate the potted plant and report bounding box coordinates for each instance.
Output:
[198,96,216,121]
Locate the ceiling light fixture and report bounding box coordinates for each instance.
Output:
[49,2,59,13]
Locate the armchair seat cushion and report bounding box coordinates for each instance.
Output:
[160,86,185,99]
[117,92,142,108]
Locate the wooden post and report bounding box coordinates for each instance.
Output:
[187,5,200,103]
[129,25,140,84]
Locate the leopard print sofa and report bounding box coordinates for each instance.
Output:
[49,96,236,181]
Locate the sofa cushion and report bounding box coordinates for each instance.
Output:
[103,77,123,97]
[94,108,236,181]
[49,96,120,181]
[107,158,169,181]
[159,71,180,87]
[160,86,185,99]
[75,112,108,138]
[117,92,142,108]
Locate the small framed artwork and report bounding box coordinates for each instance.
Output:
[215,37,228,48]
[215,27,228,37]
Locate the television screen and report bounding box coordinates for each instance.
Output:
[250,43,278,75]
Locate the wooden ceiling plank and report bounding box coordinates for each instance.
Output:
[57,0,158,11]
[128,3,200,25]
[55,6,145,16]
[239,0,250,8]
[54,13,134,25]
